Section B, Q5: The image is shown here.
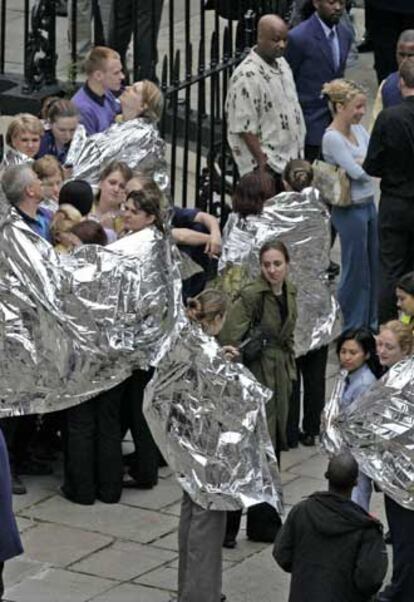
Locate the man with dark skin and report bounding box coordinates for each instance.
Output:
[372,30,414,120]
[241,15,289,172]
[226,15,305,189]
[285,0,352,161]
[274,453,388,602]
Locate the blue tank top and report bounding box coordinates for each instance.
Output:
[381,71,403,109]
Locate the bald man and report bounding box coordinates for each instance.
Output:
[274,453,388,602]
[226,15,305,191]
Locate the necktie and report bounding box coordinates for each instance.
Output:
[328,29,340,71]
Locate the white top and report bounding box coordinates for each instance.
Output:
[226,48,306,176]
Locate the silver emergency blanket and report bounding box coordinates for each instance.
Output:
[219,188,342,357]
[144,321,283,512]
[0,149,33,169]
[322,358,414,510]
[66,117,169,194]
[320,369,347,456]
[0,204,183,416]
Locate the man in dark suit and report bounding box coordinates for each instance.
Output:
[285,0,353,162]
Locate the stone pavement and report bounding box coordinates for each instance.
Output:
[4,439,389,602]
[4,370,390,602]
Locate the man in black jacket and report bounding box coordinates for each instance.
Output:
[364,59,414,323]
[273,453,388,602]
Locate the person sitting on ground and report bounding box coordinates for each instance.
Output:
[1,164,52,242]
[37,99,83,165]
[2,114,44,168]
[273,452,388,602]
[50,204,83,253]
[396,271,414,328]
[70,220,108,246]
[33,154,64,212]
[125,172,222,299]
[71,46,124,135]
[89,161,132,242]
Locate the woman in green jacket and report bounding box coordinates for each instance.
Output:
[220,239,297,545]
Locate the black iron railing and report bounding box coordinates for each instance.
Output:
[0,0,294,212]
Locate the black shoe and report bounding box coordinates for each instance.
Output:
[358,39,373,53]
[221,595,227,601]
[122,475,158,489]
[299,432,315,447]
[384,530,392,545]
[327,260,340,281]
[55,0,68,17]
[18,459,53,476]
[12,473,27,495]
[223,537,237,549]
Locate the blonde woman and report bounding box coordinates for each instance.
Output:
[3,114,44,167]
[322,79,378,333]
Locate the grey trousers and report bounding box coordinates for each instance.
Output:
[68,0,114,60]
[178,492,226,602]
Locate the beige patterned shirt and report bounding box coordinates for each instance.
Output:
[226,48,306,176]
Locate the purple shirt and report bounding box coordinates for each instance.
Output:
[71,84,119,135]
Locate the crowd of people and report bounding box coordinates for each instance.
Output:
[1,1,414,602]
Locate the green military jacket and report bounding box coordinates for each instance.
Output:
[220,275,297,450]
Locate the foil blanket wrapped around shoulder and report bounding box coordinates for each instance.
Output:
[0,203,183,417]
[322,357,414,511]
[143,322,283,513]
[219,187,342,357]
[66,117,169,194]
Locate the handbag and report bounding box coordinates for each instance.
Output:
[312,159,352,207]
[240,293,270,363]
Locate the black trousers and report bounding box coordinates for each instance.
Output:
[63,382,124,504]
[121,368,158,486]
[108,0,164,81]
[287,345,329,443]
[369,4,414,82]
[378,194,414,325]
[1,415,37,472]
[382,496,414,602]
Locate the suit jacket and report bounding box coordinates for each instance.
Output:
[285,13,353,146]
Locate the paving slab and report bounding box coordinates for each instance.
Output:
[134,565,178,593]
[287,450,329,480]
[3,556,47,589]
[22,495,178,543]
[20,523,112,568]
[15,517,36,534]
[223,546,290,601]
[71,540,177,581]
[280,446,320,471]
[5,567,113,602]
[91,583,172,602]
[283,475,327,506]
[121,477,182,511]
[152,532,179,553]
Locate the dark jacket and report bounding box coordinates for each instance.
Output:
[364,97,414,199]
[219,276,297,450]
[367,0,414,14]
[285,13,352,146]
[273,491,388,602]
[0,429,23,562]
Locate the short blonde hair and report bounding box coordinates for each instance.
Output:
[6,113,44,147]
[83,46,120,76]
[132,80,164,122]
[33,155,64,180]
[321,79,367,114]
[380,320,414,356]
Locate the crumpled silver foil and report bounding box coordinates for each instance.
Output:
[323,358,414,510]
[0,200,183,417]
[1,149,33,169]
[219,187,342,357]
[320,369,347,456]
[143,321,283,512]
[66,117,169,193]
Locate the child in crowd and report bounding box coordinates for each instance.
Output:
[33,155,64,212]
